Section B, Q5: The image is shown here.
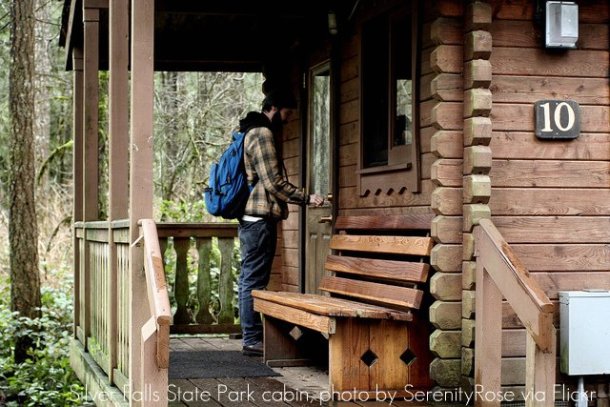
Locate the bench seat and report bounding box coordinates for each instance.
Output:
[252,214,435,394]
[253,291,412,327]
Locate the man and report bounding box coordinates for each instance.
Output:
[238,90,324,356]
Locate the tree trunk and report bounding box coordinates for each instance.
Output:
[9,0,41,363]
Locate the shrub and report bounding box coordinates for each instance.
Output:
[0,275,86,407]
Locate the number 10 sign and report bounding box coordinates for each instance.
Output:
[534,100,580,140]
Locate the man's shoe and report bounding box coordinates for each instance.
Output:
[242,342,263,356]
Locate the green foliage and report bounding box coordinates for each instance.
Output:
[0,276,85,407]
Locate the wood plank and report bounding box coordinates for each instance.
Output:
[252,290,412,320]
[491,104,610,133]
[325,255,429,283]
[491,75,610,105]
[490,160,610,188]
[490,188,610,215]
[329,234,433,256]
[491,48,609,78]
[253,298,336,334]
[531,271,610,300]
[511,244,610,272]
[488,1,608,23]
[319,276,423,310]
[337,180,433,209]
[491,132,610,161]
[493,216,610,244]
[491,21,609,50]
[334,214,435,231]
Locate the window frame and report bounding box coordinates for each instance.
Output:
[357,1,420,196]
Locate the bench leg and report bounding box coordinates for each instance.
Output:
[263,316,320,367]
[329,318,428,393]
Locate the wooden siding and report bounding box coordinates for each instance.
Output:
[488,2,610,388]
[336,8,435,218]
[279,106,301,292]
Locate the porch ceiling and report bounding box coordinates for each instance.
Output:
[60,0,338,72]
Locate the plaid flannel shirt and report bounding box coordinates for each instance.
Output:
[243,126,307,220]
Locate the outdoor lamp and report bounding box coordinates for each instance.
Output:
[545,1,579,49]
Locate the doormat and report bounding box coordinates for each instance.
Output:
[169,351,280,379]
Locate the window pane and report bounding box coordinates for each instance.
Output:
[392,12,412,147]
[362,15,389,168]
[310,69,330,196]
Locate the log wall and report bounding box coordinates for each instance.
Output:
[488,0,610,389]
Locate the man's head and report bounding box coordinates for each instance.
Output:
[262,90,297,124]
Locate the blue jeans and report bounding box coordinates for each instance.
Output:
[238,219,278,346]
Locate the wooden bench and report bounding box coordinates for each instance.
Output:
[252,214,435,394]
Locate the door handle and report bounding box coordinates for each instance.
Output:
[319,216,333,224]
[326,193,333,203]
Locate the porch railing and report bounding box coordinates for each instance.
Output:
[156,222,240,334]
[74,220,131,392]
[474,219,556,407]
[73,220,239,404]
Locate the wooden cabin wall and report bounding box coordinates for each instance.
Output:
[486,0,610,389]
[422,0,466,389]
[278,109,302,293]
[336,12,436,218]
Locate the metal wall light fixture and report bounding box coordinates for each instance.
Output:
[545,1,579,48]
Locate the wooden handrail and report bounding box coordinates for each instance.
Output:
[474,218,556,407]
[155,222,238,239]
[140,219,172,368]
[475,218,554,350]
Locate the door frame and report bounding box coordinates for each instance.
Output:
[299,48,340,293]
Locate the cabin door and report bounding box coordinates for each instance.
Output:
[304,62,333,294]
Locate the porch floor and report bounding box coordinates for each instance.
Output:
[168,336,430,407]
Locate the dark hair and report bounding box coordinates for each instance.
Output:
[262,90,297,112]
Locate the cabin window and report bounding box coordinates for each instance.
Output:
[358,4,419,195]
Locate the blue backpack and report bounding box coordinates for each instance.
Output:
[204,131,253,219]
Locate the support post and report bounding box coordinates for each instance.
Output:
[73,48,84,341]
[474,262,502,407]
[129,0,155,403]
[82,5,100,347]
[525,332,557,407]
[108,0,130,384]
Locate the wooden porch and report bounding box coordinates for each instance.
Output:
[167,336,432,407]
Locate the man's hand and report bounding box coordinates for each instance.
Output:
[308,194,324,207]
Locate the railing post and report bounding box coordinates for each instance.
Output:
[195,238,214,324]
[474,262,503,407]
[217,238,235,324]
[525,331,557,407]
[173,238,191,324]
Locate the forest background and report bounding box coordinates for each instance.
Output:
[0,1,262,405]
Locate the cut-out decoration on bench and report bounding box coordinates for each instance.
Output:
[289,326,304,342]
[400,348,416,366]
[360,349,379,367]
